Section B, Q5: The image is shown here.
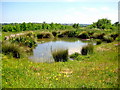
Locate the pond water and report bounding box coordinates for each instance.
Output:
[29,38,94,63]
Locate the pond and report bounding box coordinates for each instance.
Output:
[29,37,95,63]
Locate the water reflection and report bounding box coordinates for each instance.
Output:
[29,37,93,63]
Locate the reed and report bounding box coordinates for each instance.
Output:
[81,43,94,55]
[2,41,25,58]
[37,32,54,39]
[52,49,68,62]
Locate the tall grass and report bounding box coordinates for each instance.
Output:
[103,35,114,43]
[81,43,94,55]
[2,41,25,58]
[37,32,54,39]
[52,49,68,62]
[78,31,90,39]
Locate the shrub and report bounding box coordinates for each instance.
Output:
[81,44,94,55]
[92,33,105,39]
[2,41,25,58]
[69,52,80,59]
[68,31,77,37]
[26,32,35,38]
[52,49,68,62]
[78,31,90,39]
[9,36,37,48]
[37,32,54,39]
[115,36,120,41]
[110,33,119,40]
[96,39,102,45]
[103,35,114,43]
[52,31,57,37]
[57,30,70,37]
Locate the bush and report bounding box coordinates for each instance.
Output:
[68,31,77,37]
[69,52,80,59]
[115,36,120,41]
[52,49,68,62]
[52,31,57,37]
[78,31,90,39]
[81,44,94,55]
[2,41,25,58]
[96,39,102,45]
[103,35,114,43]
[110,33,119,40]
[9,36,37,48]
[57,30,70,37]
[92,33,105,39]
[37,32,54,39]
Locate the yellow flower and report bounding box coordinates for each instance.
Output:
[58,74,61,76]
[64,75,67,77]
[56,78,58,80]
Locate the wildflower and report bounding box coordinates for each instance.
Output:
[64,75,67,77]
[58,74,61,76]
[56,78,58,80]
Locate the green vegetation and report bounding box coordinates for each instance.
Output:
[2,41,25,58]
[52,49,68,62]
[2,41,119,88]
[88,18,119,30]
[81,43,94,55]
[37,32,54,39]
[2,18,119,88]
[96,39,102,45]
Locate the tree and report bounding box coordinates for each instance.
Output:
[72,23,79,29]
[20,22,27,31]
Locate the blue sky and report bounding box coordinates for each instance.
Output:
[1,0,119,24]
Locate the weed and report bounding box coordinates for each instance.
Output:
[78,31,90,39]
[81,43,94,55]
[52,49,68,62]
[96,39,102,45]
[103,35,114,43]
[37,32,54,39]
[2,41,25,58]
[69,52,80,59]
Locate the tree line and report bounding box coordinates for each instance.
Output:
[2,22,77,32]
[87,18,119,30]
[2,18,119,32]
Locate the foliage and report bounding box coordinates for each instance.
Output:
[2,41,118,88]
[78,31,90,39]
[81,43,94,55]
[115,36,120,41]
[69,52,80,59]
[37,32,54,39]
[110,33,119,40]
[87,18,116,30]
[2,41,25,58]
[72,23,80,29]
[9,35,37,48]
[52,49,68,62]
[103,35,114,43]
[96,39,102,45]
[52,31,58,37]
[2,22,73,32]
[92,33,105,39]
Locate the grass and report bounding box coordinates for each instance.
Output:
[52,49,68,62]
[2,41,26,58]
[2,41,119,88]
[37,32,54,39]
[81,43,94,55]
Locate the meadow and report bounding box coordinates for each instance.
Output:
[2,41,119,88]
[1,18,120,88]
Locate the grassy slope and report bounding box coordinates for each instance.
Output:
[2,41,119,88]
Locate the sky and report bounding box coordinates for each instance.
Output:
[1,0,119,24]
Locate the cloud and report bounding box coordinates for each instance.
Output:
[64,6,118,24]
